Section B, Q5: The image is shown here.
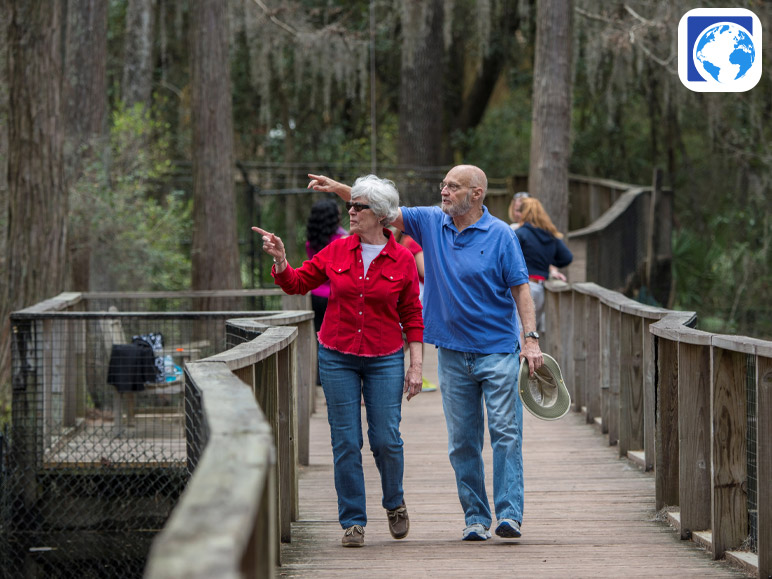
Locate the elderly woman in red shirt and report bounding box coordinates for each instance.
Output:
[252,174,423,548]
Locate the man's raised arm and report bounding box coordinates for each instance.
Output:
[308,173,405,231]
[307,174,352,200]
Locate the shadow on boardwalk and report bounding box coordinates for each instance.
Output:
[280,347,748,578]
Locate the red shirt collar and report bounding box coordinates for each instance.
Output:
[342,228,400,262]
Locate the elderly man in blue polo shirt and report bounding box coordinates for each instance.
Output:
[309,165,543,542]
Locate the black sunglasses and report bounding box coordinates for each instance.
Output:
[345,201,371,212]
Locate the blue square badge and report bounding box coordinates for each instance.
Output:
[678,8,762,92]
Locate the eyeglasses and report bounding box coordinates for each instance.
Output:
[513,192,530,199]
[439,181,466,193]
[345,201,371,212]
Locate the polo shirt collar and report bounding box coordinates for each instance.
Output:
[442,205,493,233]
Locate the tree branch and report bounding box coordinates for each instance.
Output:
[251,0,297,36]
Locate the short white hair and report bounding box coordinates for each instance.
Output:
[350,174,400,226]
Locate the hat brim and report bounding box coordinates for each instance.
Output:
[518,353,571,421]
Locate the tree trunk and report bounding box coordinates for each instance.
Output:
[64,0,108,291]
[0,0,9,404]
[449,4,522,160]
[398,0,444,205]
[0,0,9,269]
[190,0,241,311]
[122,0,155,109]
[3,1,66,388]
[528,0,573,235]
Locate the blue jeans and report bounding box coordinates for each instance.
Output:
[437,347,523,528]
[318,345,406,528]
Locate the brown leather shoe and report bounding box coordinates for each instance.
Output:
[387,503,409,539]
[342,524,365,547]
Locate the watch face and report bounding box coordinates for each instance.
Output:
[526,331,540,340]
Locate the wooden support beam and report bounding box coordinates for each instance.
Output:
[572,291,586,413]
[678,342,711,540]
[642,320,656,471]
[585,295,601,423]
[619,313,644,457]
[559,291,574,408]
[655,336,679,510]
[607,308,621,446]
[600,303,612,434]
[711,347,748,559]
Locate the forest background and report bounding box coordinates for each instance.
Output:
[0,0,770,419]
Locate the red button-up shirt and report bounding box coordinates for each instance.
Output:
[273,230,424,357]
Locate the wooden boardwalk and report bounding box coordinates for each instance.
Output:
[279,347,749,578]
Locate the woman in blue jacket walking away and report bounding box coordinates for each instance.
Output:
[514,197,573,333]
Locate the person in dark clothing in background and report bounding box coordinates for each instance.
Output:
[515,197,573,333]
[306,199,348,384]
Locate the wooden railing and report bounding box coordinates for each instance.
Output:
[145,321,303,579]
[485,173,673,306]
[8,291,316,578]
[544,281,771,578]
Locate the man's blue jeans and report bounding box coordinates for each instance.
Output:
[437,347,524,528]
[318,345,406,528]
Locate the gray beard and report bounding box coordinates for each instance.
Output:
[442,191,473,217]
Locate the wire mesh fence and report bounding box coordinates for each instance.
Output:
[747,353,758,552]
[1,292,288,578]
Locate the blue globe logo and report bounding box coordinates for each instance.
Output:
[694,22,756,83]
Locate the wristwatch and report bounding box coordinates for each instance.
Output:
[524,331,540,341]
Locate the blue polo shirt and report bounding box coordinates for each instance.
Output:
[402,205,529,354]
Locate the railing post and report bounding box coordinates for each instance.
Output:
[607,307,621,446]
[255,353,290,545]
[543,281,567,366]
[655,335,679,511]
[711,344,748,559]
[278,340,299,524]
[234,364,256,392]
[244,461,277,578]
[295,318,316,466]
[559,291,574,404]
[572,291,586,413]
[758,353,772,579]
[599,303,612,434]
[585,294,601,424]
[619,312,644,458]
[678,342,711,540]
[642,319,656,472]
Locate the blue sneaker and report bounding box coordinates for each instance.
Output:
[462,523,491,541]
[495,519,522,538]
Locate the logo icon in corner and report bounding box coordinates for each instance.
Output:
[678,8,762,92]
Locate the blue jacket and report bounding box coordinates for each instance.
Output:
[515,223,573,279]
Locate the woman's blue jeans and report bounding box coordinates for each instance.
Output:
[318,345,406,528]
[437,347,524,528]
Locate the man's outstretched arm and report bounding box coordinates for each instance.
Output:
[308,173,404,231]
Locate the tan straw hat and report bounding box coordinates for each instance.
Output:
[518,353,571,421]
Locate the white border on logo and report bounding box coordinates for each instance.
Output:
[678,8,762,92]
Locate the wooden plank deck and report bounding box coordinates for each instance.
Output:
[43,414,185,468]
[279,346,749,578]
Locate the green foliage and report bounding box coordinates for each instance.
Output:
[69,103,192,291]
[88,0,771,338]
[463,89,532,177]
[567,2,772,339]
[670,228,723,313]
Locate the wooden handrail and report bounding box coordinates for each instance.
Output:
[9,292,315,578]
[145,324,299,579]
[544,282,771,578]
